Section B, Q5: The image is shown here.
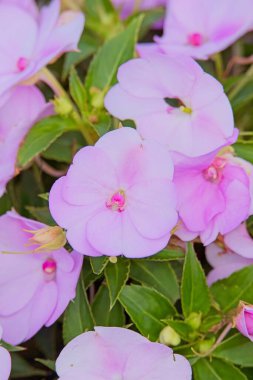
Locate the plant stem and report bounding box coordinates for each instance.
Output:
[213,53,224,82]
[229,64,253,101]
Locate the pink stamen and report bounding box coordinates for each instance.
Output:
[106,190,126,212]
[203,157,226,183]
[42,258,57,274]
[187,33,203,47]
[17,57,29,72]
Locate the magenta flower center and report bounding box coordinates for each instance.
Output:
[203,157,226,183]
[187,33,203,46]
[17,57,29,72]
[106,190,126,212]
[42,258,57,275]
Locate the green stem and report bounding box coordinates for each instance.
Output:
[229,64,253,101]
[213,53,224,82]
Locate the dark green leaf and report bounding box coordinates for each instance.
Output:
[119,285,176,341]
[234,142,253,164]
[193,358,247,380]
[92,285,125,326]
[105,257,130,308]
[162,320,193,341]
[141,247,185,261]
[63,271,94,344]
[26,206,55,226]
[130,260,179,303]
[90,256,109,275]
[211,265,253,312]
[35,359,55,372]
[11,354,47,379]
[18,116,77,167]
[213,333,253,367]
[181,243,211,317]
[69,68,87,113]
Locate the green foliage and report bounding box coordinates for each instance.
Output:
[193,358,247,380]
[105,257,130,308]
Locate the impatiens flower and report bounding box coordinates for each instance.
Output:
[173,147,252,245]
[49,127,178,258]
[206,223,253,285]
[105,53,234,157]
[56,327,192,380]
[235,303,253,342]
[0,85,49,197]
[0,325,11,380]
[144,0,253,60]
[0,211,83,345]
[0,0,84,97]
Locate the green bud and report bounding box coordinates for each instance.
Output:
[196,337,215,354]
[90,87,104,109]
[54,97,73,116]
[159,326,181,347]
[186,312,202,330]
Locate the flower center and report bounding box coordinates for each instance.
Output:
[187,33,203,46]
[203,157,226,183]
[106,190,126,212]
[17,57,29,72]
[179,105,192,114]
[42,258,57,275]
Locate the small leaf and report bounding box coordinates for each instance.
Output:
[90,256,109,275]
[234,142,253,164]
[130,260,179,303]
[211,265,253,312]
[35,359,55,372]
[181,243,211,317]
[161,320,194,341]
[69,68,87,113]
[193,358,247,380]
[63,271,94,344]
[11,354,47,378]
[18,116,77,167]
[141,247,185,261]
[119,285,176,341]
[26,206,55,226]
[105,257,130,308]
[92,285,125,326]
[1,341,25,352]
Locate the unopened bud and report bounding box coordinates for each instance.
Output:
[196,337,215,354]
[159,326,181,346]
[53,97,73,116]
[186,312,202,330]
[90,87,104,109]
[109,256,118,264]
[25,226,66,252]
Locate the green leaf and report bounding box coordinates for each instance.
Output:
[83,258,101,289]
[90,256,109,275]
[11,354,47,378]
[1,341,25,352]
[141,247,185,261]
[18,116,77,167]
[105,257,130,308]
[181,243,211,317]
[26,206,55,226]
[211,265,253,312]
[161,320,193,341]
[63,271,94,344]
[213,333,253,367]
[35,359,55,372]
[234,142,253,164]
[69,68,87,113]
[119,285,176,341]
[85,16,143,94]
[193,358,247,380]
[130,260,179,303]
[92,285,125,326]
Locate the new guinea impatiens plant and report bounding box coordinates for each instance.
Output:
[3,0,253,379]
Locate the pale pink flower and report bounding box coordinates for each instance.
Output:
[0,86,49,197]
[206,223,253,285]
[0,211,83,345]
[49,127,178,258]
[0,325,11,380]
[139,0,253,59]
[235,303,253,342]
[56,327,192,380]
[105,53,234,157]
[173,147,252,245]
[0,0,84,97]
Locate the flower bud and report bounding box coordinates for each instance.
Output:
[90,87,104,109]
[26,226,66,252]
[159,326,181,346]
[235,302,253,341]
[186,312,202,330]
[196,337,215,354]
[53,96,73,116]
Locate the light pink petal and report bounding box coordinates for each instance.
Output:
[128,180,178,239]
[225,224,253,259]
[207,263,249,285]
[0,347,11,380]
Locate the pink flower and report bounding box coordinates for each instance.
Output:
[0,211,83,345]
[0,86,49,197]
[173,148,252,245]
[235,303,253,342]
[0,0,84,97]
[0,325,11,380]
[49,127,178,258]
[141,0,253,60]
[56,327,192,380]
[104,53,234,157]
[206,223,253,285]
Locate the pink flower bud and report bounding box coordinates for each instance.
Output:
[235,303,253,341]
